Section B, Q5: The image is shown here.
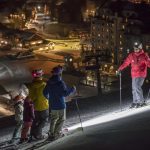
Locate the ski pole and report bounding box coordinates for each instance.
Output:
[75,97,84,132]
[120,72,122,111]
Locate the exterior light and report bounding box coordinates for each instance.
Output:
[69,58,73,62]
[134,42,138,45]
[104,64,107,68]
[39,48,43,50]
[19,43,22,47]
[127,49,130,53]
[37,6,41,10]
[38,41,42,44]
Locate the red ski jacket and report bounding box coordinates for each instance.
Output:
[119,50,150,78]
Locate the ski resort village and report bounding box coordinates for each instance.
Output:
[1,0,150,150]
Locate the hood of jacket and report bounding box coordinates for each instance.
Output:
[48,75,61,85]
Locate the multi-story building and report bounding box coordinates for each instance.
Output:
[82,1,149,66]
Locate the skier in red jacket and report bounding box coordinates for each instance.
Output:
[117,42,150,108]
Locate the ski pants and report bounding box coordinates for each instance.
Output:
[30,109,49,137]
[12,120,23,139]
[132,77,145,104]
[21,122,32,139]
[49,109,66,137]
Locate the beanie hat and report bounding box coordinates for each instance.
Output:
[51,65,63,75]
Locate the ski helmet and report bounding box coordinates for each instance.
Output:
[51,65,63,75]
[133,42,142,50]
[32,69,44,78]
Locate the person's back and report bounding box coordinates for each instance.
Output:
[45,75,72,110]
[23,97,35,122]
[28,79,49,111]
[9,83,28,143]
[43,65,76,141]
[28,69,49,140]
[20,97,35,143]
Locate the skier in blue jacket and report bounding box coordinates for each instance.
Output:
[43,65,76,140]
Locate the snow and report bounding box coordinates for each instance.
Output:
[0,95,14,117]
[0,95,150,149]
[39,104,150,150]
[0,56,150,149]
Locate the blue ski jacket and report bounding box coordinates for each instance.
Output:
[43,75,75,110]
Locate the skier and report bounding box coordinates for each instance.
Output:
[117,42,150,108]
[43,65,76,141]
[20,96,35,143]
[27,69,49,141]
[9,84,29,143]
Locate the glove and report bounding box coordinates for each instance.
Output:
[72,85,77,93]
[116,70,121,76]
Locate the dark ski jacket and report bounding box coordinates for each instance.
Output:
[23,97,35,122]
[43,75,75,110]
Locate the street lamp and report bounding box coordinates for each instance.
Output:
[37,6,41,10]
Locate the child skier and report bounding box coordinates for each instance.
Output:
[20,96,35,143]
[9,84,29,143]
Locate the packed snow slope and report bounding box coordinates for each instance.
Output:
[41,105,150,150]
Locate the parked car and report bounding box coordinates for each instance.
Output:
[7,50,35,60]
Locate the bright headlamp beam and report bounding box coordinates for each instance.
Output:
[68,104,150,131]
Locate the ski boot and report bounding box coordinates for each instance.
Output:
[47,134,55,141]
[19,138,28,144]
[54,132,65,140]
[9,137,19,144]
[129,103,136,109]
[135,103,141,108]
[139,102,147,107]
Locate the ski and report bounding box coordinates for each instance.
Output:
[25,139,50,150]
[0,138,39,150]
[0,143,17,150]
[0,140,12,147]
[25,127,83,150]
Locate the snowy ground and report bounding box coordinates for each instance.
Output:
[1,53,150,149]
[0,84,146,148]
[38,103,150,150]
[0,87,150,149]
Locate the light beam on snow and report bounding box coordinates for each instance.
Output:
[0,63,13,78]
[68,104,150,131]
